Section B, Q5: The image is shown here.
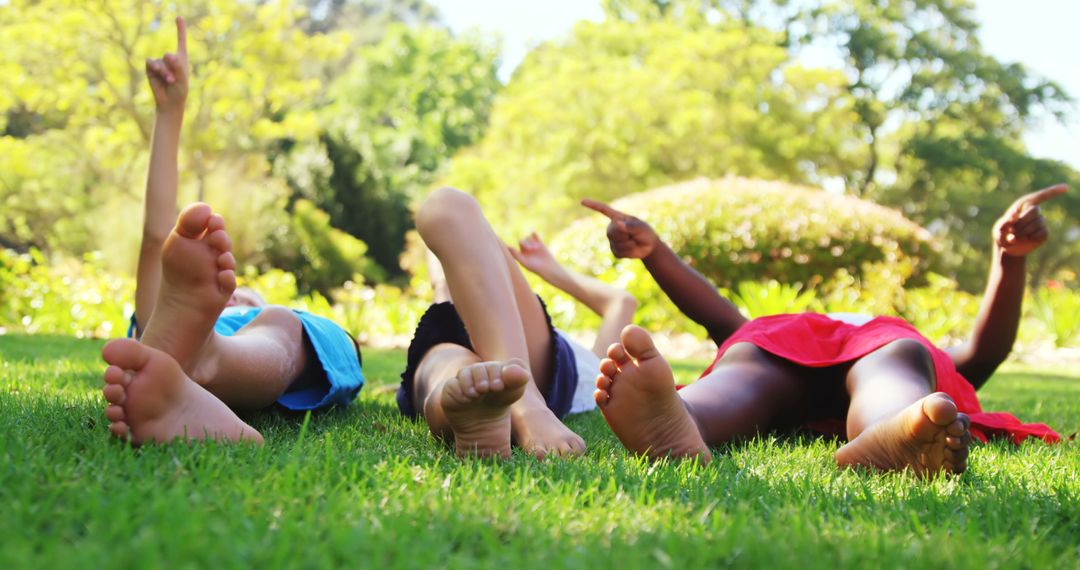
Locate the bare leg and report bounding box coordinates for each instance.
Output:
[835,340,972,475]
[138,203,312,410]
[415,187,585,458]
[102,338,263,445]
[595,326,809,461]
[190,307,308,410]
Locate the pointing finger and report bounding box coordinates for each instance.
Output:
[1023,184,1067,207]
[581,198,627,222]
[176,16,187,56]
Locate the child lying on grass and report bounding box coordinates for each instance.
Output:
[101,18,362,445]
[583,185,1066,476]
[397,187,637,459]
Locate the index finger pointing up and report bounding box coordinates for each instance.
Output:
[581,198,627,221]
[176,16,187,56]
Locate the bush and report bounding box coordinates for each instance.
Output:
[262,199,384,296]
[549,178,941,332]
[0,249,133,338]
[1030,285,1080,348]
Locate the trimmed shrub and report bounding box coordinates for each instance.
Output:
[548,177,941,333]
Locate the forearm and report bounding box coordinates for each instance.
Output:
[642,242,747,341]
[534,263,632,318]
[143,109,183,241]
[134,109,184,330]
[952,248,1026,387]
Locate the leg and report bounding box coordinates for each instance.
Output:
[102,338,263,445]
[412,344,529,458]
[138,203,312,411]
[191,307,309,411]
[595,326,808,462]
[835,339,972,475]
[416,187,584,458]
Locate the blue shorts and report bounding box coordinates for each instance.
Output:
[128,307,363,411]
[396,299,578,420]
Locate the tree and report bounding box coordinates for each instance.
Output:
[277,24,501,277]
[443,13,862,238]
[599,0,1080,288]
[0,0,347,270]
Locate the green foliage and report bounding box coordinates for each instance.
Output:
[0,249,132,338]
[0,0,347,272]
[727,280,818,319]
[548,178,939,332]
[280,24,501,277]
[1031,286,1080,348]
[444,14,861,236]
[263,199,383,297]
[897,273,981,345]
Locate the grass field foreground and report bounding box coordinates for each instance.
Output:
[1,334,1077,569]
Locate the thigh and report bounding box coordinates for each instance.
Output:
[680,343,820,443]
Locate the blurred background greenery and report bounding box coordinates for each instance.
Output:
[0,0,1077,350]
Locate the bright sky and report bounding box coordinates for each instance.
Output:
[430,0,1079,169]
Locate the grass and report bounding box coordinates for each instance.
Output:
[1,333,1077,569]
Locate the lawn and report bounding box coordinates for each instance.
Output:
[1,334,1076,569]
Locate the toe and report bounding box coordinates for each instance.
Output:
[946,414,970,437]
[207,213,226,234]
[620,325,660,360]
[109,421,130,439]
[594,388,610,406]
[105,404,125,422]
[921,392,958,428]
[596,373,612,391]
[599,358,620,379]
[176,202,213,238]
[103,384,126,405]
[104,365,129,385]
[102,338,153,370]
[206,229,232,253]
[218,269,237,294]
[218,251,236,271]
[606,343,630,365]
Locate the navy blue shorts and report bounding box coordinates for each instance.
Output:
[397,299,578,419]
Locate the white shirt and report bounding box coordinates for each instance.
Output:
[555,330,602,415]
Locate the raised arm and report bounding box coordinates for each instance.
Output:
[133,17,189,336]
[581,199,748,343]
[508,232,637,357]
[948,184,1068,388]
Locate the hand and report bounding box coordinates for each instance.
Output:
[508,232,560,277]
[993,184,1067,257]
[582,198,660,259]
[146,17,189,112]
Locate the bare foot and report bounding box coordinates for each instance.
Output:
[511,404,587,460]
[595,325,711,463]
[835,392,971,476]
[101,338,263,445]
[440,359,529,459]
[139,202,236,374]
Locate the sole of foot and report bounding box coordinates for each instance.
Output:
[440,359,530,459]
[102,338,263,445]
[139,202,236,374]
[595,325,711,463]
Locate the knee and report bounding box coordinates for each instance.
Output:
[721,342,770,364]
[251,306,303,338]
[416,187,482,240]
[880,338,935,387]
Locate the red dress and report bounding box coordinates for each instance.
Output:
[699,313,1060,444]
